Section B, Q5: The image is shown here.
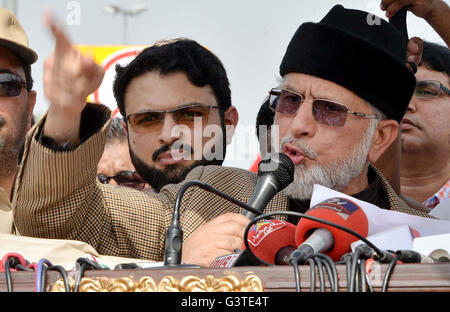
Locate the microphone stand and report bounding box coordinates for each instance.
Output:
[163,180,265,266]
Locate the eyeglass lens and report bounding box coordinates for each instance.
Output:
[97,171,145,190]
[0,73,25,97]
[270,89,349,127]
[128,105,212,133]
[415,81,442,98]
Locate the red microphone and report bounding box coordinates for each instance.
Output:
[292,197,369,262]
[245,219,297,265]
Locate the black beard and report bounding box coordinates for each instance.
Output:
[129,145,223,192]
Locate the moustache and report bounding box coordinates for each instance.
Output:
[280,136,317,160]
[152,143,194,162]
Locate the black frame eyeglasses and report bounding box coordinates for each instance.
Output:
[97,170,146,190]
[268,88,378,127]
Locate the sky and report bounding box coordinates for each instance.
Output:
[5,0,449,169]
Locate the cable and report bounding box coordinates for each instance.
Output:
[360,260,366,292]
[4,259,13,292]
[365,261,375,292]
[47,265,71,292]
[289,258,301,292]
[381,254,400,292]
[35,259,53,292]
[306,257,316,292]
[74,257,107,292]
[314,253,338,292]
[348,248,362,292]
[314,256,325,292]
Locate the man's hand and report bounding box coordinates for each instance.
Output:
[380,0,442,19]
[406,36,423,72]
[42,10,105,146]
[181,213,251,267]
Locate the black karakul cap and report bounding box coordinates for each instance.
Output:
[279,5,415,123]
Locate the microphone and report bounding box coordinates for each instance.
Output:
[394,250,442,264]
[164,180,269,266]
[290,197,369,263]
[245,219,297,265]
[209,219,296,267]
[242,152,294,219]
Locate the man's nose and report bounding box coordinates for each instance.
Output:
[158,113,182,145]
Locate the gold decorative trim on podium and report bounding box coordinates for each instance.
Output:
[50,273,264,292]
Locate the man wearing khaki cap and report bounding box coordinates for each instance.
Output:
[0,8,37,234]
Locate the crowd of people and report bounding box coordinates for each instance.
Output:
[0,0,449,269]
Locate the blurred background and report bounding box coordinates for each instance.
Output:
[4,0,448,169]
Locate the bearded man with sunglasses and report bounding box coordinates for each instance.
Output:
[13,6,432,267]
[0,8,36,234]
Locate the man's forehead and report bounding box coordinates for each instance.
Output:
[0,47,25,77]
[417,66,450,88]
[125,71,218,112]
[281,73,361,104]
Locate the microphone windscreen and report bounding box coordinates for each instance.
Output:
[245,219,297,264]
[295,197,369,261]
[258,153,294,190]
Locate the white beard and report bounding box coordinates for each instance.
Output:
[282,120,377,200]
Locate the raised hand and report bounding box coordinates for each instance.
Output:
[42,10,105,145]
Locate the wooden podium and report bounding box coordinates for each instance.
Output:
[1,263,449,292]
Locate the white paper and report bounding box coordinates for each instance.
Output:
[429,198,450,221]
[351,225,414,252]
[310,184,450,237]
[413,233,450,256]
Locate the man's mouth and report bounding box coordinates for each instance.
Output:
[282,143,307,165]
[401,117,419,130]
[156,151,186,165]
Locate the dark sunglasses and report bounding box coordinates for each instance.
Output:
[97,170,146,190]
[268,88,378,127]
[414,80,450,99]
[0,72,27,97]
[126,104,222,134]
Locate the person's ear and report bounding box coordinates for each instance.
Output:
[121,118,128,134]
[223,106,239,145]
[26,91,37,130]
[368,119,399,164]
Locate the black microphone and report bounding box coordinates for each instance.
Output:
[395,250,449,264]
[163,180,268,266]
[242,152,294,219]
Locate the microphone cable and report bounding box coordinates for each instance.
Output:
[41,264,71,292]
[3,258,13,292]
[36,258,53,292]
[381,253,400,292]
[74,257,107,292]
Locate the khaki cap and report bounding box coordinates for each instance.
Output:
[0,8,37,65]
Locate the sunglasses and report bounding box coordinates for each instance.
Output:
[268,88,378,127]
[97,170,146,190]
[414,80,450,99]
[0,72,27,97]
[126,104,222,134]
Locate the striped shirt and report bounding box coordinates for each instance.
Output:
[424,179,450,209]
